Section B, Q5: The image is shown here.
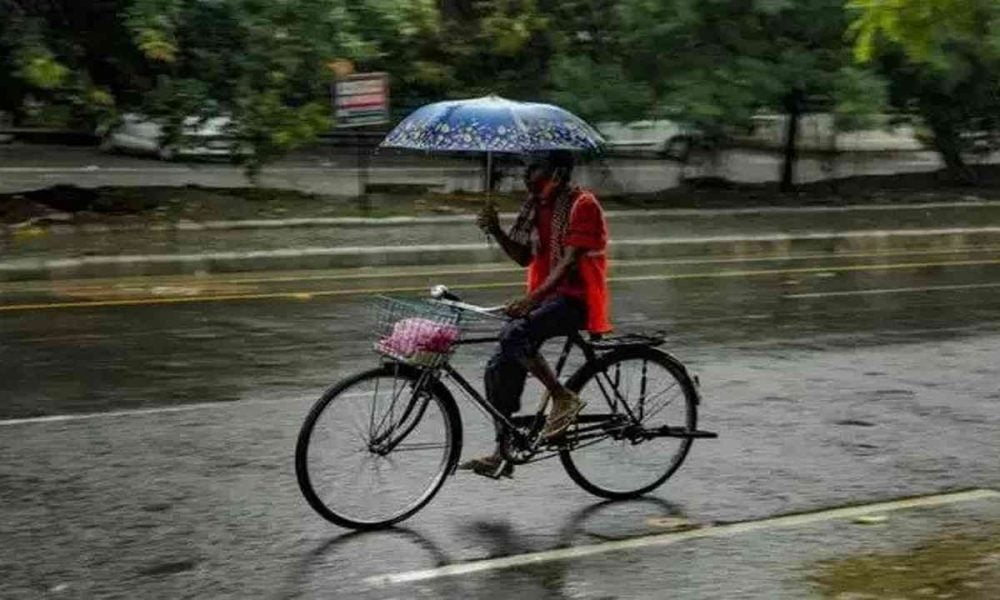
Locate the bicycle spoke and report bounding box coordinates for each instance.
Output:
[636,380,679,410]
[390,442,449,453]
[640,384,683,421]
[299,367,454,528]
[349,407,370,443]
[639,359,648,418]
[371,373,411,440]
[560,350,695,499]
[369,375,381,438]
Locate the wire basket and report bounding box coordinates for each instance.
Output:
[372,296,466,367]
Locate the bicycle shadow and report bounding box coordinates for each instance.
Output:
[281,496,690,599]
[278,525,453,599]
[452,496,690,600]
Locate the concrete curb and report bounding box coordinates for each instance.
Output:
[3,227,999,282]
[6,200,999,235]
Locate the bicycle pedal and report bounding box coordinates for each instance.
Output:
[688,429,719,439]
[489,460,514,479]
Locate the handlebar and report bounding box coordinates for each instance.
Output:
[429,285,506,319]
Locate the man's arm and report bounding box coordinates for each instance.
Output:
[478,204,532,266]
[506,246,585,316]
[488,223,533,267]
[527,246,584,301]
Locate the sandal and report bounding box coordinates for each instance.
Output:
[540,395,586,440]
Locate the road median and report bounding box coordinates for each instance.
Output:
[3,226,999,282]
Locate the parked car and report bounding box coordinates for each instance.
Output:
[97,114,243,160]
[594,120,702,161]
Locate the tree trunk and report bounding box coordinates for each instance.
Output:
[780,90,804,193]
[928,120,972,183]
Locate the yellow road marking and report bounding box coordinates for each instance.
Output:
[0,284,447,312]
[610,258,1000,283]
[147,245,1000,286]
[4,244,1000,293]
[785,282,1000,299]
[3,258,1000,313]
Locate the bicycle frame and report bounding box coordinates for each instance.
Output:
[378,330,647,459]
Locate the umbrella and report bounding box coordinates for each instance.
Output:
[379,95,605,193]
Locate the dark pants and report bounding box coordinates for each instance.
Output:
[484,294,586,422]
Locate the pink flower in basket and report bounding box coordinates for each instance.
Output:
[378,318,460,357]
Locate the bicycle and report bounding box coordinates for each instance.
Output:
[295,285,718,530]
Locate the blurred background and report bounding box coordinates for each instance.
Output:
[2,0,999,195]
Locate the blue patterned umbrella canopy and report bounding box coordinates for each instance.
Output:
[380,95,605,154]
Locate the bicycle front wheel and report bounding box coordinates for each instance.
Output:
[295,364,461,529]
[559,346,698,500]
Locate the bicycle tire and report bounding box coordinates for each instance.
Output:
[559,346,698,500]
[295,363,463,529]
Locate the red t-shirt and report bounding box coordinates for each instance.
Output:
[527,189,613,334]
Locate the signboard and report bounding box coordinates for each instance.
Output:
[334,72,389,128]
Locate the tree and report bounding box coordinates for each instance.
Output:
[615,0,887,191]
[849,0,1000,179]
[542,0,654,122]
[124,0,370,176]
[434,1,555,101]
[0,1,129,127]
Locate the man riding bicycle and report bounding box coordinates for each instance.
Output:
[460,150,612,478]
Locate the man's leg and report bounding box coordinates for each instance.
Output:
[459,295,586,477]
[513,296,587,437]
[484,340,528,457]
[457,326,528,477]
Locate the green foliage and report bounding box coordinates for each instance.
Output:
[120,0,366,174]
[850,0,1000,174]
[849,0,994,63]
[348,0,452,113]
[1,2,123,127]
[126,0,182,63]
[5,0,995,183]
[19,51,69,89]
[549,56,653,122]
[480,1,549,56]
[606,0,888,188]
[618,0,886,133]
[832,66,888,130]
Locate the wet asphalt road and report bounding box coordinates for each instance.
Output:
[1,242,999,598]
[0,144,964,196]
[7,202,1000,263]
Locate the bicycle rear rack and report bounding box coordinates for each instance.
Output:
[587,331,666,350]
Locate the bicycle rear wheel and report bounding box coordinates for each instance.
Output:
[295,364,461,529]
[559,346,698,500]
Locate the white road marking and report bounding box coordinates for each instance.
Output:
[364,489,1000,586]
[5,227,999,273]
[153,201,1000,226]
[0,166,483,174]
[0,395,320,426]
[603,200,1000,218]
[613,226,1000,245]
[785,282,1000,299]
[3,244,998,296]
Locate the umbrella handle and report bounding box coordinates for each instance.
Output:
[485,150,494,248]
[484,199,495,249]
